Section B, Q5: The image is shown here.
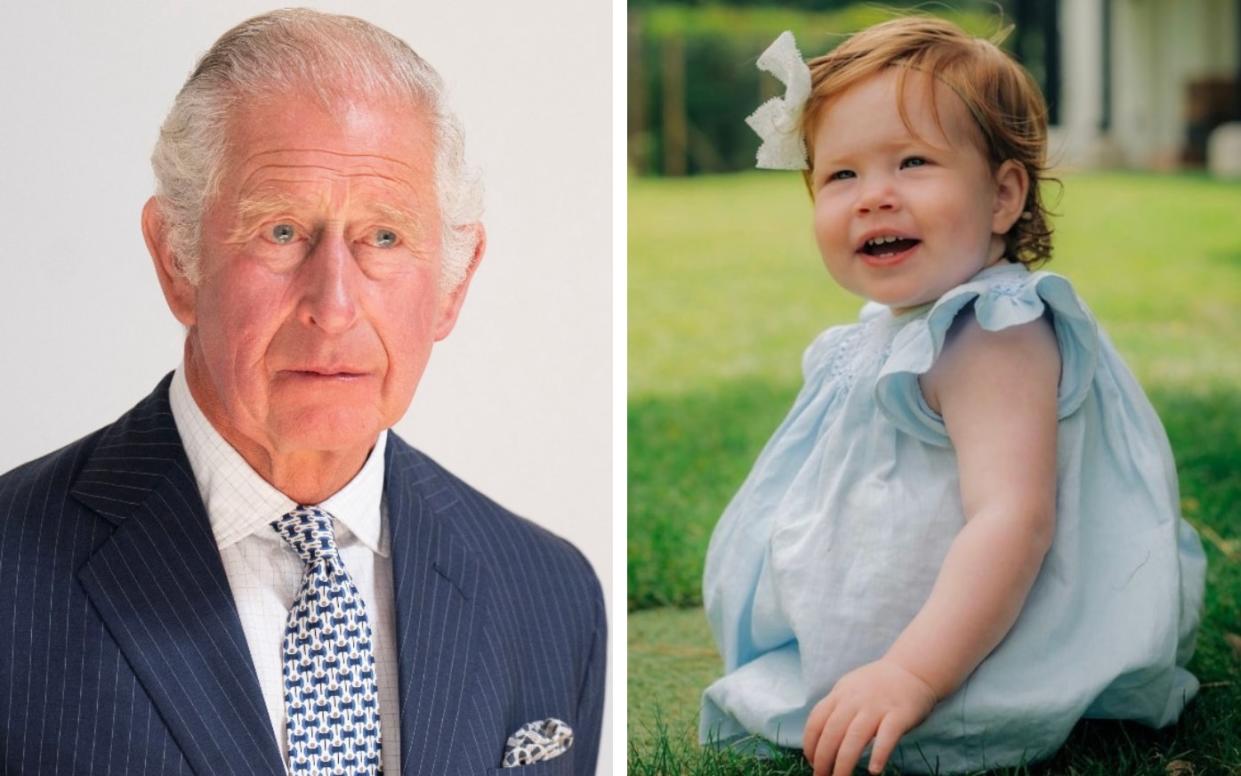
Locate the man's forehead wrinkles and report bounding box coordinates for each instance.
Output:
[234,185,327,210]
[237,165,416,196]
[241,147,417,169]
[232,180,424,221]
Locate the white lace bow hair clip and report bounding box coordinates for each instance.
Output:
[746,31,812,170]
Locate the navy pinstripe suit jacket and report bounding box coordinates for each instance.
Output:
[0,374,606,775]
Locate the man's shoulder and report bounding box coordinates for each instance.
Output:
[383,433,602,598]
[0,374,178,505]
[0,424,115,576]
[0,425,110,502]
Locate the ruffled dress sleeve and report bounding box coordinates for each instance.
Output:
[874,267,1100,446]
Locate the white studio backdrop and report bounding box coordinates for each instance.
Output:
[0,1,612,770]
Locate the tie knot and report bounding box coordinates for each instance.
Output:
[271,506,341,565]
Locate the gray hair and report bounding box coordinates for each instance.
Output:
[151,8,483,289]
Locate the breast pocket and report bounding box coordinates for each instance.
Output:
[491,751,575,775]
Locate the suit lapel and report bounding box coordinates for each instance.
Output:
[385,438,489,775]
[72,375,285,776]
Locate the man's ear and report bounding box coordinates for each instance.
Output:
[433,223,486,341]
[991,159,1030,236]
[142,197,197,327]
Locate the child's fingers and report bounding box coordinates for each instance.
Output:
[867,713,906,774]
[812,706,852,776]
[803,694,837,760]
[832,712,879,776]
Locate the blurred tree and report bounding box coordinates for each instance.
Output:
[1009,0,1061,125]
[630,0,947,8]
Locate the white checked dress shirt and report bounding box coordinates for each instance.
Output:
[169,367,402,774]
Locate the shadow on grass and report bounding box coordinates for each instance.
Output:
[628,711,812,776]
[629,703,1241,775]
[629,378,799,610]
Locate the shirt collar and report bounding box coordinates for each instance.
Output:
[169,365,389,556]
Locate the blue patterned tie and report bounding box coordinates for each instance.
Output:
[272,506,383,774]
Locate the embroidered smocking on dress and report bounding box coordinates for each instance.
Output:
[701,262,1206,774]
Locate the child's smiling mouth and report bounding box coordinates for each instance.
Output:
[858,234,922,265]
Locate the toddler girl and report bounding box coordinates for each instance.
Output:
[701,17,1206,776]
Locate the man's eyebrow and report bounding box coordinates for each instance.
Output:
[369,202,427,236]
[226,191,320,242]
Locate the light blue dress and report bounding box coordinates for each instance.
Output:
[701,262,1206,773]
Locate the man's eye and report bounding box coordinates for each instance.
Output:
[828,169,856,182]
[900,156,928,169]
[269,223,297,244]
[370,228,400,248]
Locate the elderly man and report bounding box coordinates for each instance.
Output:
[0,9,605,776]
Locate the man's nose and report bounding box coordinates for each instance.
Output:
[855,175,899,214]
[296,234,361,333]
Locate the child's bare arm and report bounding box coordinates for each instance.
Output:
[890,312,1060,693]
[803,312,1060,776]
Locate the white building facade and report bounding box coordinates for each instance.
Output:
[1053,0,1240,170]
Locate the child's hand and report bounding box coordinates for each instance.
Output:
[802,658,937,776]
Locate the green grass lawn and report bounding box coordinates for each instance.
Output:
[628,171,1241,773]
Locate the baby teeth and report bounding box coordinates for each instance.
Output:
[866,235,901,246]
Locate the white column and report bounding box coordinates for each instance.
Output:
[1053,0,1113,167]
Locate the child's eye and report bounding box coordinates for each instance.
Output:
[827,169,856,182]
[900,156,928,169]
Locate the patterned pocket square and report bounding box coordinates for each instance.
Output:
[502,717,573,767]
